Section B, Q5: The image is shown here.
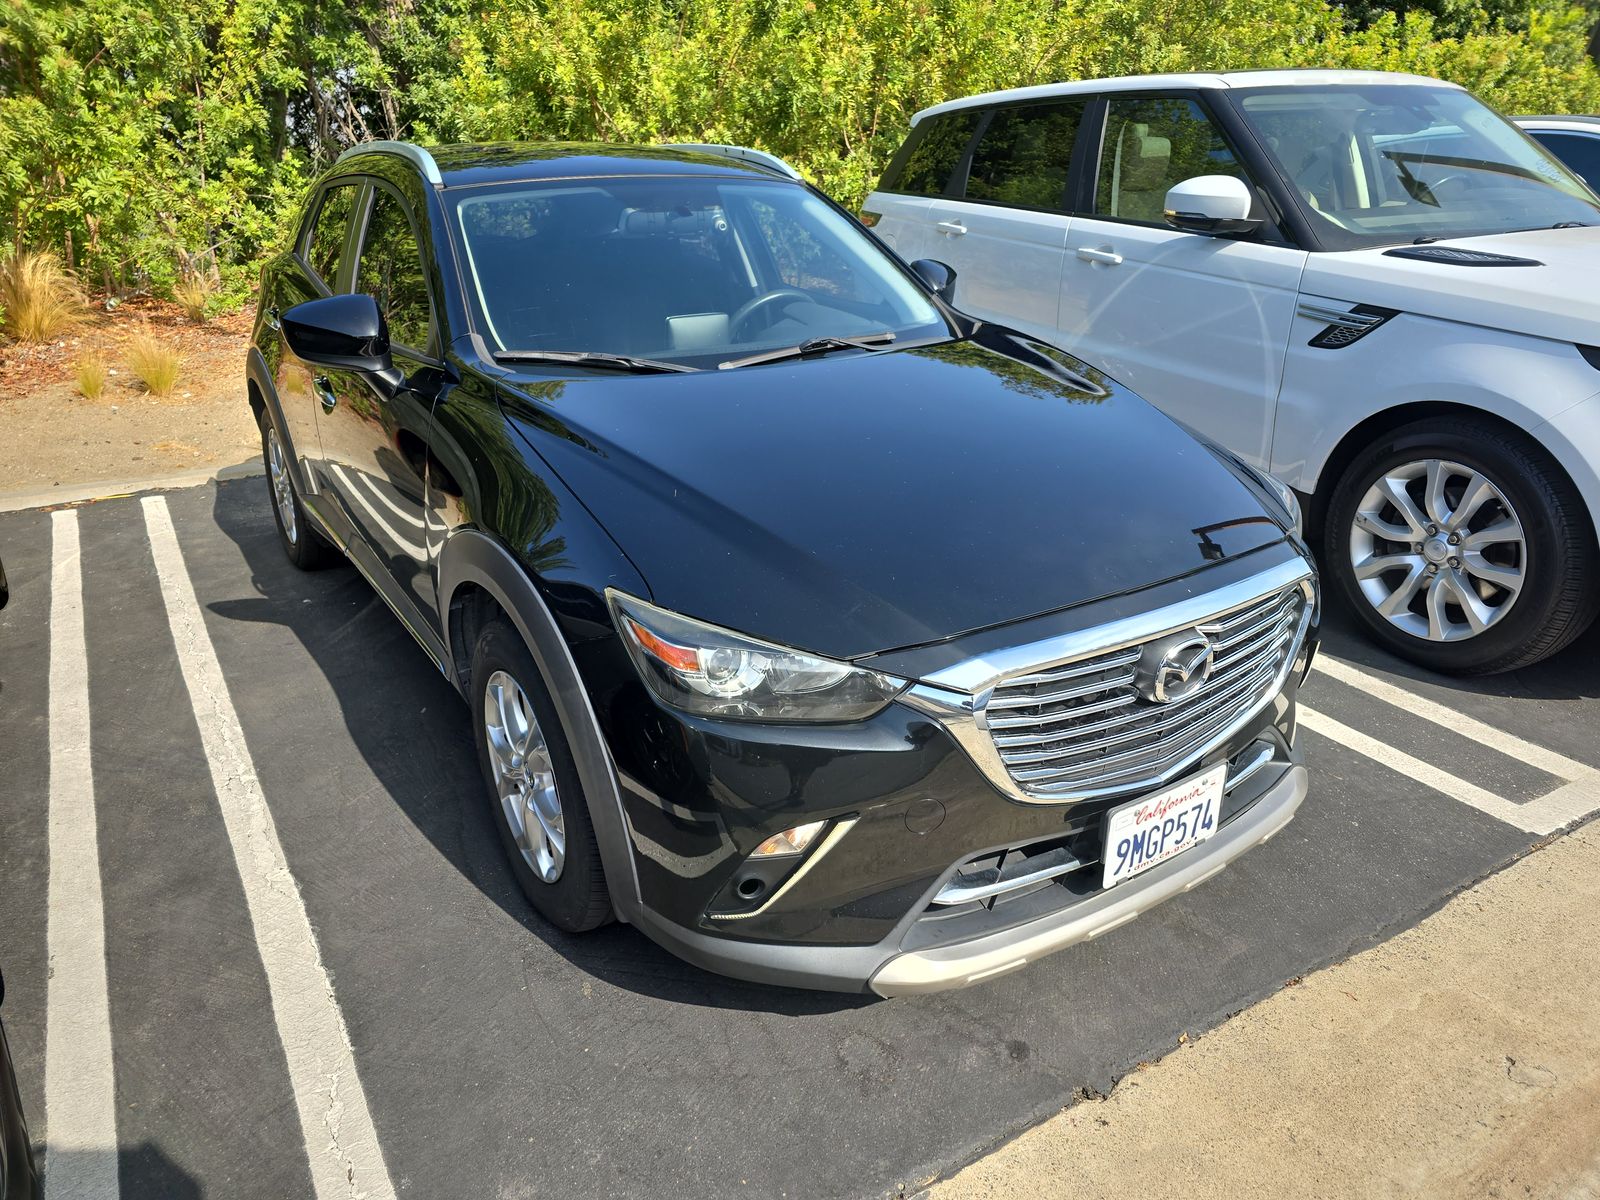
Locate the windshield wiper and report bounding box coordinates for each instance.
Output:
[717,332,896,371]
[1552,220,1590,228]
[493,349,695,374]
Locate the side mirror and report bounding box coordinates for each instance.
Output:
[1162,175,1262,237]
[909,258,957,303]
[281,293,394,374]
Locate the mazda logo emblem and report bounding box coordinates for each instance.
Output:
[1137,631,1215,705]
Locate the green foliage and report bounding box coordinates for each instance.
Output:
[2,0,1599,290]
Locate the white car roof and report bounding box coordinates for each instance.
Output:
[1517,115,1600,131]
[911,70,1457,126]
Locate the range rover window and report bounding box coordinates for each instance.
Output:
[1094,97,1246,224]
[355,188,435,353]
[1235,84,1600,249]
[878,108,983,197]
[964,100,1086,210]
[304,183,358,286]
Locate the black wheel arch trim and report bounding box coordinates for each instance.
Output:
[435,527,643,921]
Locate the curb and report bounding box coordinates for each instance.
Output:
[0,459,264,514]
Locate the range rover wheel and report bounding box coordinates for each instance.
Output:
[1325,416,1598,674]
[258,409,337,570]
[469,617,611,932]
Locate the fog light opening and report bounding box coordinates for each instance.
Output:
[736,876,766,901]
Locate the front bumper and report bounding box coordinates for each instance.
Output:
[627,753,1305,995]
[869,761,1306,995]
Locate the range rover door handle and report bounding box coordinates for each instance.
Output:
[934,219,968,237]
[1076,246,1123,265]
[314,374,338,413]
[265,305,282,331]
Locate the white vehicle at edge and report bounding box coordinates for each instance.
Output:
[865,69,1600,674]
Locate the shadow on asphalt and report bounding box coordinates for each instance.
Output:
[204,477,871,1017]
[1314,588,1600,702]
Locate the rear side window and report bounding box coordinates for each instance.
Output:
[1094,97,1245,224]
[356,188,435,353]
[304,184,358,286]
[878,109,982,197]
[964,100,1087,210]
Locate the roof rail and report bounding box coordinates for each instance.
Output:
[662,143,803,181]
[334,140,444,187]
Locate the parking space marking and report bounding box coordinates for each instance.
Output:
[1314,655,1598,782]
[44,509,121,1200]
[1300,706,1578,835]
[140,496,397,1200]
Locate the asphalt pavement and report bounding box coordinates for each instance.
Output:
[1,476,1596,1199]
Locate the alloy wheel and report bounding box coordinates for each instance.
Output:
[1348,458,1527,643]
[483,669,565,883]
[267,427,298,546]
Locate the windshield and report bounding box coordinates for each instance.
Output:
[1234,84,1600,249]
[449,175,948,369]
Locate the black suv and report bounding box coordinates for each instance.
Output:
[248,140,1318,994]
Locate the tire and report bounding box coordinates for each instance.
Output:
[470,617,612,932]
[1323,415,1599,674]
[258,408,337,570]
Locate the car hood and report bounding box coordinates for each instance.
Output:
[1302,226,1600,346]
[500,329,1286,661]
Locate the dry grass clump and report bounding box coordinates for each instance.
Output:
[172,274,215,323]
[126,329,182,397]
[0,250,88,342]
[76,353,109,399]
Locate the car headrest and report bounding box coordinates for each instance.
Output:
[1119,123,1172,191]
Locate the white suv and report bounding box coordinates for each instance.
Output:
[866,70,1600,673]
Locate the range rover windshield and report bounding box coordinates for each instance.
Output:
[1234,84,1600,249]
[449,175,948,370]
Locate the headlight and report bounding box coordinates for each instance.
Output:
[608,590,906,722]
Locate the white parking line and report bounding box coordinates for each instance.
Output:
[1299,707,1548,831]
[1314,655,1598,782]
[1308,654,1600,835]
[44,509,120,1200]
[140,496,397,1200]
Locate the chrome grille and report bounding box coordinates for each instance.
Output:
[981,584,1308,799]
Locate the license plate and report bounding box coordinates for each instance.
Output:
[1101,764,1227,890]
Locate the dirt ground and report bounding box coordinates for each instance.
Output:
[930,821,1600,1200]
[0,297,260,498]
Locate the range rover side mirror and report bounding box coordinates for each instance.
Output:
[1162,175,1262,237]
[281,293,395,375]
[909,258,958,303]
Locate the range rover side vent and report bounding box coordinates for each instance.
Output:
[1300,303,1398,349]
[1382,245,1543,267]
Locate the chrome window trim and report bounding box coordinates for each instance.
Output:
[901,557,1316,806]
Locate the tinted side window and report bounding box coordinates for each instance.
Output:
[880,109,982,197]
[964,101,1086,210]
[356,189,434,352]
[1530,131,1600,191]
[1095,97,1244,224]
[305,184,358,285]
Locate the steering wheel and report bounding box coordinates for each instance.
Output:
[730,288,812,339]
